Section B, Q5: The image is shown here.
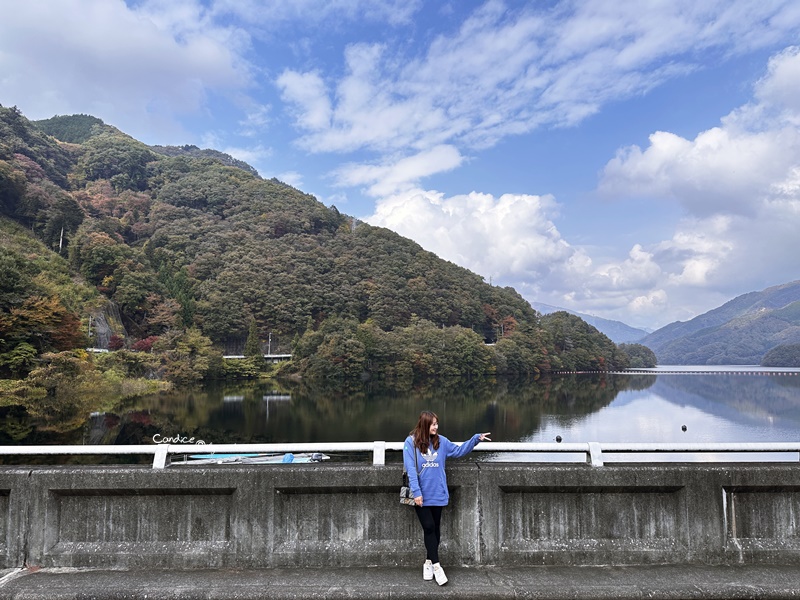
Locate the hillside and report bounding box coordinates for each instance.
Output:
[0,216,98,373]
[642,281,800,364]
[0,107,633,382]
[531,302,648,343]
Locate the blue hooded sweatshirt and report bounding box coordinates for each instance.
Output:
[403,433,482,506]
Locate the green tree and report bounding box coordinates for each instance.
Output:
[75,130,157,191]
[494,335,540,377]
[618,343,657,368]
[155,327,217,383]
[1,295,86,353]
[0,105,73,187]
[21,350,112,423]
[244,317,262,356]
[761,344,800,367]
[0,342,37,378]
[0,246,30,306]
[94,348,160,379]
[0,160,26,217]
[69,229,132,287]
[40,192,84,253]
[541,312,625,371]
[34,114,106,144]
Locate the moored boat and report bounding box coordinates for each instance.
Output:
[178,451,329,465]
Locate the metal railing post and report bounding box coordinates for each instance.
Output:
[587,442,604,467]
[153,444,169,469]
[373,441,386,465]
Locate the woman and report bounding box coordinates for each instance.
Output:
[403,410,491,586]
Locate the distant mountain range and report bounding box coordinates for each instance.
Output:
[640,281,800,365]
[535,281,800,366]
[531,303,650,343]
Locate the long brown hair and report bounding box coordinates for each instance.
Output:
[410,410,440,454]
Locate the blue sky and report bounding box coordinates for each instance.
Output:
[2,0,800,330]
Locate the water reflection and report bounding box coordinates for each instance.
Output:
[1,370,799,466]
[528,375,800,443]
[652,373,800,426]
[103,373,638,447]
[1,374,640,449]
[512,372,800,464]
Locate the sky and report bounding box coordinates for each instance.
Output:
[2,0,800,331]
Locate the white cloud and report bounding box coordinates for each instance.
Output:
[366,188,573,280]
[534,245,668,325]
[275,171,304,189]
[365,188,677,327]
[596,45,800,279]
[753,46,800,123]
[5,1,800,330]
[275,2,800,197]
[0,0,428,145]
[219,144,271,172]
[277,43,456,155]
[0,0,249,142]
[238,103,272,136]
[585,45,800,322]
[361,44,800,330]
[335,146,463,197]
[276,70,332,131]
[629,290,668,316]
[211,0,423,27]
[587,245,662,292]
[599,46,800,215]
[649,216,735,287]
[598,125,800,217]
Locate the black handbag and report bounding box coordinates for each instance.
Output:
[400,447,419,506]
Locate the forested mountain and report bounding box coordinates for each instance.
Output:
[539,312,630,370]
[531,302,649,343]
[147,144,259,177]
[642,281,800,364]
[762,344,800,367]
[33,114,106,144]
[0,106,634,384]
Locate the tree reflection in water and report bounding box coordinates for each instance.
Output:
[3,372,799,466]
[1,374,650,459]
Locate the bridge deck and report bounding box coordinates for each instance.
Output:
[2,564,800,599]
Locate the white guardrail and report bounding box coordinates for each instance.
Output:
[1,442,800,468]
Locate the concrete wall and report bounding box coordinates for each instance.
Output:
[1,463,799,569]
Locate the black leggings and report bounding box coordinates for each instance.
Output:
[414,505,444,563]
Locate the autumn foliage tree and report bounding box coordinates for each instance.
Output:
[0,295,87,377]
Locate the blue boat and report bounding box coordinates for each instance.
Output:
[181,452,329,465]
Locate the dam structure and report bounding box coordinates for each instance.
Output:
[1,443,800,598]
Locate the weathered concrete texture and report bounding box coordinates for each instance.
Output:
[3,564,800,600]
[0,469,28,569]
[2,463,800,570]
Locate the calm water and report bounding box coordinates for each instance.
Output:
[506,366,800,463]
[2,367,799,464]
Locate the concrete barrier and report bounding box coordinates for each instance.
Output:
[2,463,799,570]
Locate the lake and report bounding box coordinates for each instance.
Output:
[1,366,799,464]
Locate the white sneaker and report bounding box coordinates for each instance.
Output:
[433,563,448,586]
[423,559,433,580]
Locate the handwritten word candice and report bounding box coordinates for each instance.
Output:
[152,434,208,444]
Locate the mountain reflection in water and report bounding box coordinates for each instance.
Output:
[1,369,798,465]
